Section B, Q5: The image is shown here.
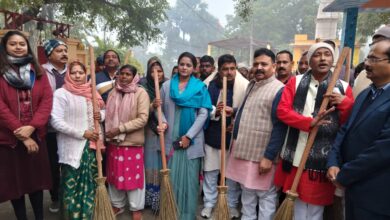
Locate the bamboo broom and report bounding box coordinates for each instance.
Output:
[89,46,116,220]
[343,48,352,83]
[213,75,230,220]
[274,47,350,220]
[153,70,179,220]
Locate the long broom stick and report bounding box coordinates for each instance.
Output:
[153,70,178,220]
[89,46,115,220]
[274,47,350,220]
[213,75,230,220]
[343,48,352,83]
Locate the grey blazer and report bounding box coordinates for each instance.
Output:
[159,80,208,159]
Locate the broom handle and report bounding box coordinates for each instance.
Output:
[89,46,104,178]
[289,47,350,193]
[343,48,352,83]
[124,50,130,65]
[220,76,227,186]
[153,70,168,170]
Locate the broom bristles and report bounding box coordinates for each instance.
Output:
[273,190,298,220]
[213,186,230,220]
[93,177,115,220]
[158,169,178,220]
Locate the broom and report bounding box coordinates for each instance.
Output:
[153,70,179,220]
[89,46,116,220]
[274,47,350,220]
[213,75,230,220]
[343,48,352,83]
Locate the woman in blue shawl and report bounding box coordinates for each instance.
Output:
[159,52,212,219]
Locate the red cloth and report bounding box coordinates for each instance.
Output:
[274,161,335,206]
[0,74,53,147]
[0,74,52,202]
[63,69,105,109]
[277,76,354,132]
[106,144,144,190]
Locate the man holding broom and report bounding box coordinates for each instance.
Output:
[226,48,284,220]
[201,54,249,219]
[274,42,354,220]
[327,38,390,220]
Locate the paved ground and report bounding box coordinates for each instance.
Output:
[0,191,215,219]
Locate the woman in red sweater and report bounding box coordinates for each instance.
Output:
[0,31,53,220]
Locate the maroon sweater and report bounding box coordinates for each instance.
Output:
[0,73,53,147]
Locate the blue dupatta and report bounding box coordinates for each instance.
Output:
[169,74,212,138]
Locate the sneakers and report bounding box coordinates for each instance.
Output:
[229,207,240,219]
[201,207,213,218]
[112,206,125,216]
[49,201,60,213]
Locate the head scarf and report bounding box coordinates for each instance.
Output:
[105,74,140,142]
[140,57,166,100]
[62,69,105,109]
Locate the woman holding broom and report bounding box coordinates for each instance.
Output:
[105,64,150,220]
[139,57,167,213]
[51,60,105,220]
[0,30,53,220]
[159,52,212,219]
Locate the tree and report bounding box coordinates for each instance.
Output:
[0,0,169,47]
[159,0,224,68]
[357,12,390,43]
[90,35,145,74]
[226,0,319,51]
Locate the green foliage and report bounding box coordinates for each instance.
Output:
[159,0,224,68]
[90,35,144,75]
[1,0,169,47]
[233,0,253,22]
[127,57,145,76]
[226,0,319,51]
[357,12,390,43]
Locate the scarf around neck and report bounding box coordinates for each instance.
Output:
[105,74,140,142]
[62,69,105,109]
[170,74,212,138]
[141,59,166,100]
[282,71,344,174]
[3,55,35,89]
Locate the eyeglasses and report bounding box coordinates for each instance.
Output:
[364,57,390,64]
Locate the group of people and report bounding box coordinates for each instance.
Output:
[1,24,390,220]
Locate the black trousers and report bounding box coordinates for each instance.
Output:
[46,132,60,202]
[11,191,43,220]
[345,197,390,220]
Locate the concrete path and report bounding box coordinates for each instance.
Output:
[0,191,215,219]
